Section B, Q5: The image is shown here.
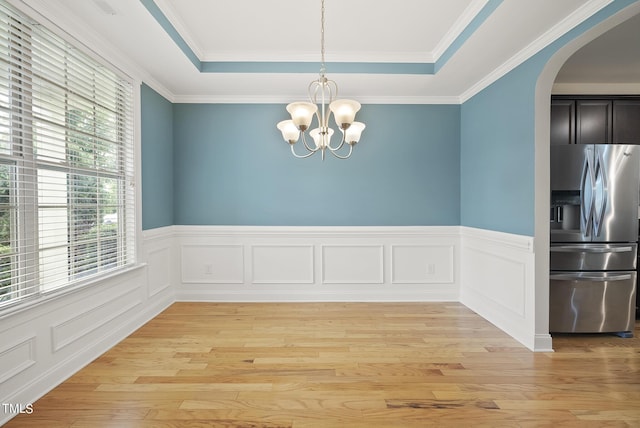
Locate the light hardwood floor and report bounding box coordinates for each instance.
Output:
[5,302,640,427]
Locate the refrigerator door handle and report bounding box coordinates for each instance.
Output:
[550,272,632,282]
[550,245,634,253]
[580,150,594,238]
[592,148,608,237]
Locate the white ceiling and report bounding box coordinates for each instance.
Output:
[15,0,640,103]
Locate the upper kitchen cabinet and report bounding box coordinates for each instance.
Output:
[550,96,640,145]
[613,100,640,143]
[576,99,612,145]
[550,99,575,146]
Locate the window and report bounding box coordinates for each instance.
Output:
[0,1,135,309]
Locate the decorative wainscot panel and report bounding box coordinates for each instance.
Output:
[175,226,460,302]
[182,244,245,284]
[459,227,541,351]
[392,244,455,284]
[252,245,315,284]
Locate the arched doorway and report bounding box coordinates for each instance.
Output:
[534,2,640,350]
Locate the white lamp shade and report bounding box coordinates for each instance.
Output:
[277,120,300,144]
[345,121,365,144]
[286,102,317,130]
[309,127,334,149]
[329,99,361,129]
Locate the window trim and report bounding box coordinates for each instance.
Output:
[0,0,139,312]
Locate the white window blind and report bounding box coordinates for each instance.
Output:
[0,1,135,309]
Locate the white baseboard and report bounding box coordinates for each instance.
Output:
[534,333,554,352]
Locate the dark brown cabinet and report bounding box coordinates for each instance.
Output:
[613,100,640,143]
[576,100,611,144]
[550,99,574,145]
[551,96,640,145]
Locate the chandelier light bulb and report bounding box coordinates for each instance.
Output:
[277,120,301,144]
[286,102,317,131]
[345,121,365,145]
[310,127,334,149]
[330,99,361,129]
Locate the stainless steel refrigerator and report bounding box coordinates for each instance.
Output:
[550,144,638,336]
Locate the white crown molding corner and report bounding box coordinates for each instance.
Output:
[139,74,177,104]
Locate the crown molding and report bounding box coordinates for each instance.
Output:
[171,94,462,105]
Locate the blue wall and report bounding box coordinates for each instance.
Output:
[172,104,460,226]
[460,63,538,236]
[141,83,174,229]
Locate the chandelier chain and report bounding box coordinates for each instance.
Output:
[320,0,326,75]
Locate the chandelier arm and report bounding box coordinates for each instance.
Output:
[327,78,338,101]
[323,84,332,130]
[290,143,317,159]
[328,143,353,160]
[300,131,318,152]
[308,80,319,103]
[327,130,346,151]
[314,109,324,132]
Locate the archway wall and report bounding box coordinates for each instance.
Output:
[460,0,639,351]
[462,0,638,236]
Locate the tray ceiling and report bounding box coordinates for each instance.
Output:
[15,0,640,103]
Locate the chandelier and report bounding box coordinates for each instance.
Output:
[276,0,365,160]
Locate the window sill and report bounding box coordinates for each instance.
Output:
[0,263,148,320]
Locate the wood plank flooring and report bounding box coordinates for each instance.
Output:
[5,302,640,427]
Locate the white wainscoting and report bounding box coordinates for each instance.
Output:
[459,226,550,351]
[175,226,460,302]
[0,227,175,426]
[144,226,178,297]
[0,336,36,385]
